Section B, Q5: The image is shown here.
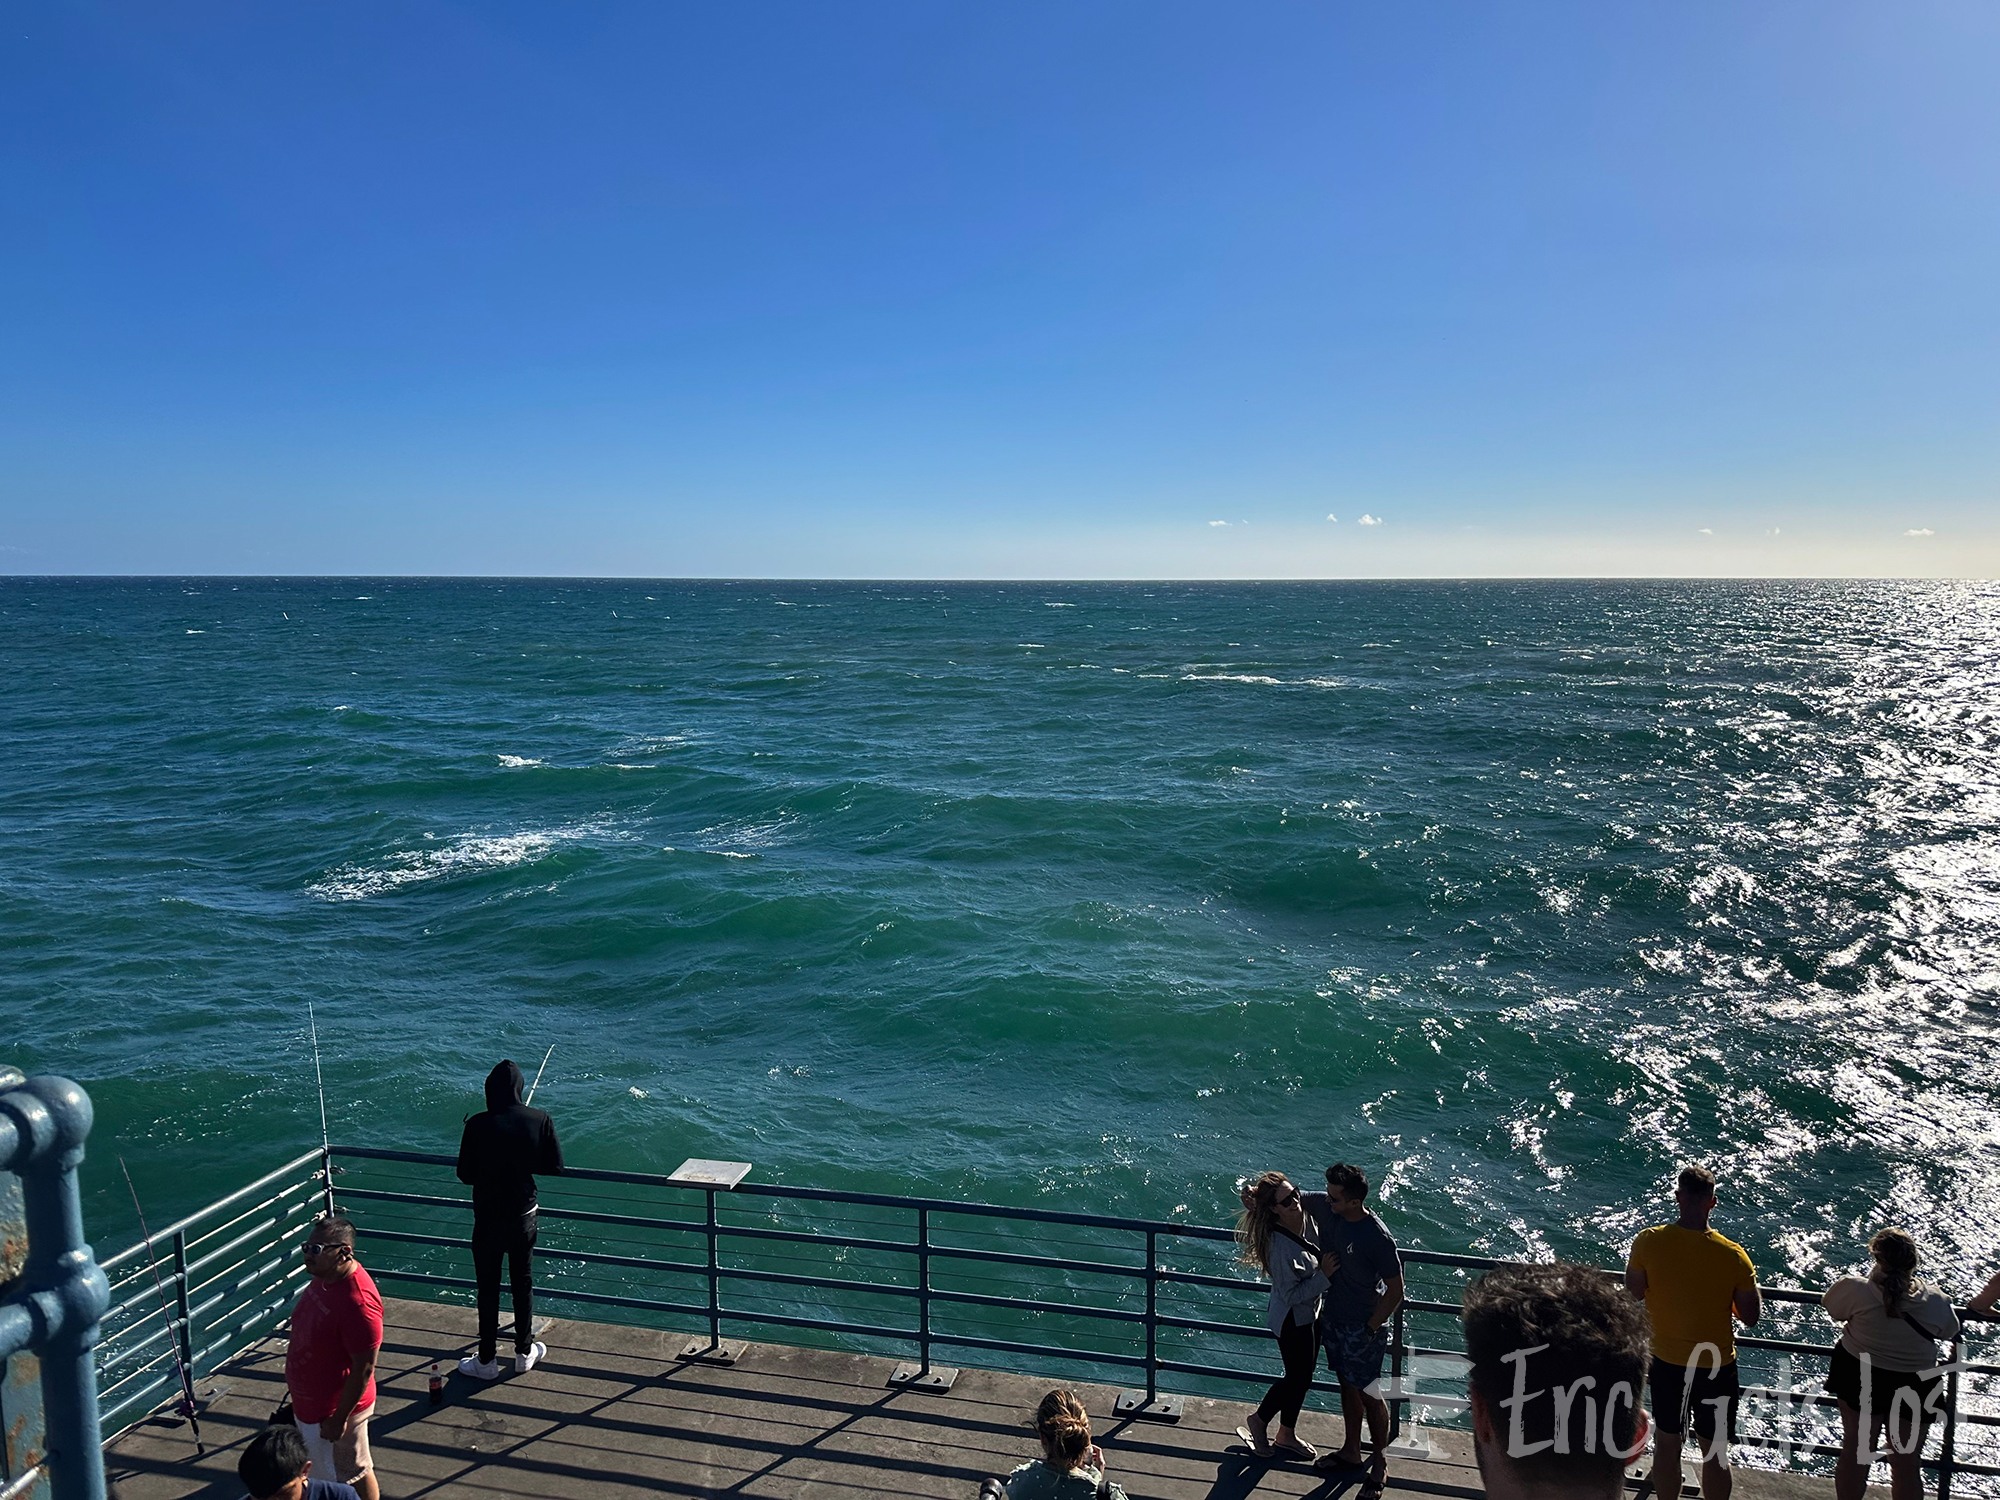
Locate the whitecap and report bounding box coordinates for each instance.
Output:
[1182,673,1285,686]
[497,755,543,768]
[307,826,590,902]
[621,735,689,756]
[693,815,800,855]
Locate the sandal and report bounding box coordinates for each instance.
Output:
[1358,1455,1388,1500]
[1314,1451,1369,1472]
[1276,1439,1320,1462]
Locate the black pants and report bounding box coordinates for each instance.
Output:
[473,1217,537,1364]
[1257,1316,1319,1428]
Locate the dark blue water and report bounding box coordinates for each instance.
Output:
[4,577,1997,1302]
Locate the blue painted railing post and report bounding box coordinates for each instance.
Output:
[1,1065,43,1500]
[0,1072,111,1500]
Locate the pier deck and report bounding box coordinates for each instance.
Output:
[104,1296,1837,1500]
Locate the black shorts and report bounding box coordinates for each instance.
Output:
[1826,1344,1943,1449]
[1649,1356,1741,1452]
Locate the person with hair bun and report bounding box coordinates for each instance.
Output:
[1823,1227,1961,1500]
[992,1388,1127,1499]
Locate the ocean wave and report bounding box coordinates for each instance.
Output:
[619,735,690,756]
[306,826,592,902]
[497,754,543,768]
[1179,671,1355,688]
[692,816,801,856]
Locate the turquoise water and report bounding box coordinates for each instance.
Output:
[4,577,1997,1299]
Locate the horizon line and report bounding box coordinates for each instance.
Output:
[2,573,1993,585]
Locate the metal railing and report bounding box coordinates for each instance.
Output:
[92,1149,323,1443]
[2,1071,113,1500]
[94,1144,2000,1499]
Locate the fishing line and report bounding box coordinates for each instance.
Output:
[118,1157,205,1456]
[308,998,333,1211]
[526,1043,556,1105]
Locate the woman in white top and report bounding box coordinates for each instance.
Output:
[1236,1171,1333,1461]
[1822,1227,1961,1500]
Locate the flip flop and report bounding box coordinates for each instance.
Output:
[1275,1439,1320,1462]
[1314,1451,1370,1472]
[1234,1425,1275,1458]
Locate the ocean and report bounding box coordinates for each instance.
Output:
[3,576,1997,1303]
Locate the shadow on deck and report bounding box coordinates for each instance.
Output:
[103,1297,1838,1500]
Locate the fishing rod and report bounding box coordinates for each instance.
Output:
[308,998,333,1212]
[118,1158,205,1456]
[526,1043,556,1105]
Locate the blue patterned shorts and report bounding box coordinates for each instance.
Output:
[1322,1320,1389,1390]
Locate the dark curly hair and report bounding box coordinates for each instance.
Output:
[1464,1262,1651,1490]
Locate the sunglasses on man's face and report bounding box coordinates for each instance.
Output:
[302,1241,342,1257]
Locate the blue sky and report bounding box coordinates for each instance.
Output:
[3,2,1996,577]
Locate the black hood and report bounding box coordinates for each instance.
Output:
[485,1059,526,1112]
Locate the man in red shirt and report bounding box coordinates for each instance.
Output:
[286,1215,385,1500]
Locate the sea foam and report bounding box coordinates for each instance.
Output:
[306,826,590,902]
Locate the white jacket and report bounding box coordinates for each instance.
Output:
[1265,1225,1330,1338]
[1824,1276,1960,1372]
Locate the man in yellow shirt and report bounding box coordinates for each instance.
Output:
[1625,1166,1762,1500]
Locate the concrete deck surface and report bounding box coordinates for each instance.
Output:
[104,1296,1841,1500]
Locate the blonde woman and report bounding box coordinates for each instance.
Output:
[993,1388,1126,1500]
[1236,1170,1332,1461]
[1823,1228,1961,1500]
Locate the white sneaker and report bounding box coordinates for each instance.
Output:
[514,1341,546,1374]
[458,1356,502,1380]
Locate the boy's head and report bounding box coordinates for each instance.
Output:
[1464,1262,1651,1499]
[238,1424,311,1500]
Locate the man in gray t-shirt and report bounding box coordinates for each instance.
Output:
[1300,1163,1403,1479]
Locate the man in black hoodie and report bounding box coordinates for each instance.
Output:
[455,1059,563,1378]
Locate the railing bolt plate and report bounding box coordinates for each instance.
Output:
[888,1363,957,1393]
[1386,1427,1434,1459]
[675,1339,743,1366]
[1112,1391,1183,1422]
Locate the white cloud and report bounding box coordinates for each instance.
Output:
[1326,514,1338,523]
[1357,514,1382,526]
[1208,520,1229,527]
[1768,527,1781,536]
[1905,527,1935,537]
[1697,528,1714,536]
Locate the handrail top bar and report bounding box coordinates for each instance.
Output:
[328,1144,1232,1238]
[100,1147,325,1272]
[316,1143,1999,1319]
